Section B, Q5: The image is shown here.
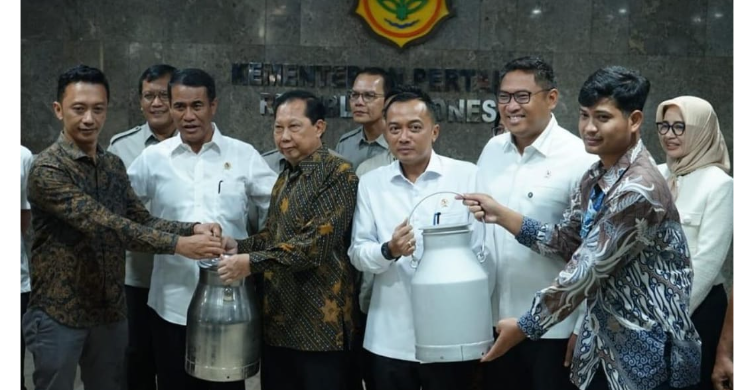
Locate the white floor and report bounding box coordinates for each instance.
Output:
[23,349,261,390]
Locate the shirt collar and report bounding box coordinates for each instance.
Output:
[173,123,223,155]
[388,150,443,181]
[504,114,558,157]
[142,122,177,146]
[589,139,645,194]
[355,126,389,149]
[284,144,330,176]
[56,131,106,161]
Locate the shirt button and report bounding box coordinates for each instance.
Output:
[528,192,533,198]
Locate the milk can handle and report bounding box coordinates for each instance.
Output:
[407,191,487,269]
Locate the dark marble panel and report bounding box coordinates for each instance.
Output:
[164,0,265,45]
[266,0,301,46]
[478,0,517,51]
[161,43,198,68]
[100,105,130,148]
[101,42,130,114]
[629,0,707,56]
[707,0,732,57]
[591,0,631,53]
[21,41,66,153]
[21,0,77,41]
[434,119,490,163]
[300,0,372,48]
[228,87,276,151]
[90,0,168,43]
[515,0,592,53]
[417,0,481,51]
[265,45,372,66]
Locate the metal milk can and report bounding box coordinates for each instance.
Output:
[409,191,493,363]
[185,255,261,381]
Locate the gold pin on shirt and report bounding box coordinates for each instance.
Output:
[224,162,231,170]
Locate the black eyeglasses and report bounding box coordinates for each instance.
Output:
[656,121,686,136]
[142,91,170,103]
[497,89,551,104]
[348,90,384,103]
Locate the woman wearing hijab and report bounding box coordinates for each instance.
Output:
[655,96,733,390]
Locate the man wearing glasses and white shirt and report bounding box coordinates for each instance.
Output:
[477,57,597,390]
[127,68,277,390]
[349,87,494,390]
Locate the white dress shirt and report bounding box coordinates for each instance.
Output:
[349,152,495,361]
[108,122,177,288]
[21,145,33,293]
[127,125,277,325]
[477,114,597,339]
[658,164,733,314]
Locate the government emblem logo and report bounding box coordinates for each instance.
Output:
[353,0,454,49]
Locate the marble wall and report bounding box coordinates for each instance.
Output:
[21,0,733,167]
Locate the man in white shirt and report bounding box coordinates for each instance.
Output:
[349,87,493,390]
[21,144,33,390]
[107,63,177,390]
[477,56,597,390]
[127,68,277,390]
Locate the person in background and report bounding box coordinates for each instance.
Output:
[21,144,33,390]
[655,96,733,390]
[335,67,393,171]
[108,63,178,390]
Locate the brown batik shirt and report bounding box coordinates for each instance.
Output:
[27,133,196,328]
[238,146,360,352]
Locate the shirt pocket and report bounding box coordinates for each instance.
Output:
[680,211,703,254]
[524,185,570,212]
[216,181,247,225]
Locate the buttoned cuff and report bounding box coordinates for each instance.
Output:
[515,216,542,247]
[518,310,545,341]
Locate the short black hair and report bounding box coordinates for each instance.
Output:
[57,64,110,103]
[273,90,326,123]
[355,67,393,96]
[578,66,650,115]
[169,68,216,102]
[498,56,557,90]
[383,85,438,122]
[138,64,176,95]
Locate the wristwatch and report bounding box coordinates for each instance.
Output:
[381,241,400,261]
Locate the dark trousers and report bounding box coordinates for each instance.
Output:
[348,312,372,390]
[23,309,127,390]
[482,336,577,390]
[588,365,678,390]
[370,352,476,390]
[21,292,29,390]
[261,344,351,390]
[150,309,245,390]
[687,284,728,390]
[124,286,157,390]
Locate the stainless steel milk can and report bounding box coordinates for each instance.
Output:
[185,256,261,381]
[409,191,493,363]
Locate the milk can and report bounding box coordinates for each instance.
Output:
[409,191,493,363]
[185,255,261,381]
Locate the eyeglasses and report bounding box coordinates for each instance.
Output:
[348,90,384,103]
[142,91,170,103]
[497,89,551,104]
[656,121,686,136]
